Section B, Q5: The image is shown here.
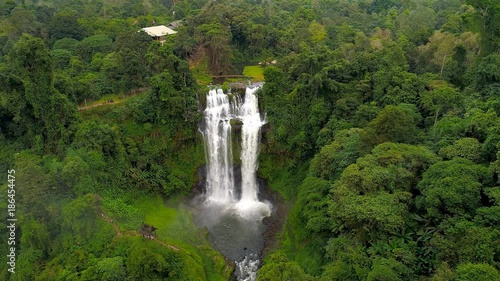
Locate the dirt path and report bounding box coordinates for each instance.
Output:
[153,238,180,251]
[78,100,123,111]
[77,88,148,111]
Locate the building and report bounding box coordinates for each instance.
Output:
[141,25,177,43]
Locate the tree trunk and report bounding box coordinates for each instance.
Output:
[433,108,439,127]
[440,54,447,77]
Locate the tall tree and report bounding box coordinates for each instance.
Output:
[195,22,233,74]
[8,35,78,151]
[466,0,500,54]
[417,158,490,219]
[47,12,87,43]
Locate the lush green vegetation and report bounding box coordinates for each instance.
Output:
[252,0,500,280]
[1,0,499,280]
[243,65,265,81]
[0,1,223,278]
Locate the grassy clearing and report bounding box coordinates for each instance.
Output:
[243,65,265,81]
[133,195,230,281]
[135,196,192,242]
[96,177,193,241]
[100,190,230,281]
[192,61,265,86]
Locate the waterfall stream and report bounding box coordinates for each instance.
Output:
[239,86,263,203]
[198,85,271,281]
[203,88,236,204]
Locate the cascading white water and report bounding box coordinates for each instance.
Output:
[202,85,268,208]
[201,85,271,281]
[235,254,260,281]
[239,86,265,203]
[203,88,236,203]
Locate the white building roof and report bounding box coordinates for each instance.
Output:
[141,25,177,37]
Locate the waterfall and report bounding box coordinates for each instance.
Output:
[203,88,237,204]
[201,85,271,281]
[202,85,267,207]
[239,86,265,203]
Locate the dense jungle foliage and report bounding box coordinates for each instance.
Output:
[0,0,499,280]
